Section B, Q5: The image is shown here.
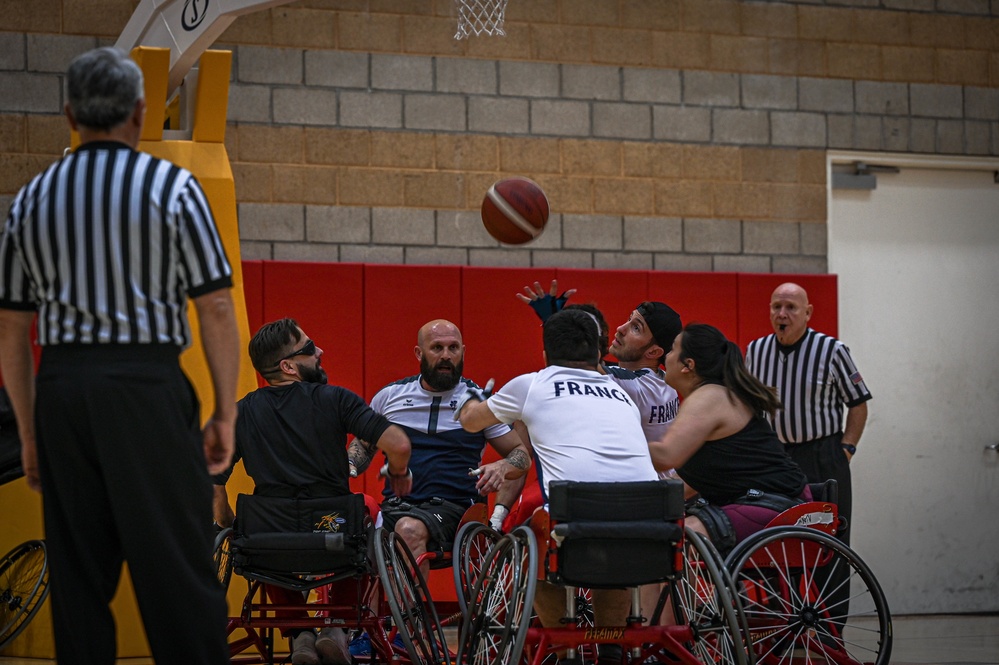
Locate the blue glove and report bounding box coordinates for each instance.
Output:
[529,292,571,323]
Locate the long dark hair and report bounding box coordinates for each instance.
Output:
[679,323,782,418]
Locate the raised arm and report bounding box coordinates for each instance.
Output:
[515,279,576,323]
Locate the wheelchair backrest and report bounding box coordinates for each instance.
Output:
[235,492,368,537]
[545,480,685,589]
[232,493,369,579]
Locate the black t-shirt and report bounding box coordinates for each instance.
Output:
[215,382,392,496]
[677,415,807,505]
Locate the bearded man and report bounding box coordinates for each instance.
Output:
[347,319,528,579]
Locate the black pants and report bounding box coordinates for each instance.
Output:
[36,346,228,665]
[784,433,852,545]
[785,433,853,620]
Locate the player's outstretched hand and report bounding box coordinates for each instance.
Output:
[515,280,576,323]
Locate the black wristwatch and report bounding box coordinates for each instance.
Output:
[841,443,857,455]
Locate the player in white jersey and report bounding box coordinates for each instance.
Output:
[457,309,655,663]
[518,282,682,444]
[483,363,656,500]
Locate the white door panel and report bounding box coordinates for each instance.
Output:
[829,158,999,614]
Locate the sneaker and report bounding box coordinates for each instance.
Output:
[348,631,406,657]
[291,630,320,665]
[348,632,371,657]
[315,627,351,665]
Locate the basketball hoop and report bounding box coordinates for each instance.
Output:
[453,0,508,39]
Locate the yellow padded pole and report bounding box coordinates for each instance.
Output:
[192,50,232,143]
[130,46,169,142]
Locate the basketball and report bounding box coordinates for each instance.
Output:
[481,177,550,245]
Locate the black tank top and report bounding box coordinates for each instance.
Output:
[676,415,807,505]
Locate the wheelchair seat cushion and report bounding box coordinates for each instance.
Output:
[554,520,682,588]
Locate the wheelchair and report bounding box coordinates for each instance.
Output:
[722,481,892,665]
[219,492,451,665]
[0,539,50,651]
[0,430,52,651]
[457,479,751,665]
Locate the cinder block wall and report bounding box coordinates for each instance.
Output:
[1,0,997,273]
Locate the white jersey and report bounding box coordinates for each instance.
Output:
[486,366,657,502]
[605,365,679,444]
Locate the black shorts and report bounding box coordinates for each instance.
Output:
[380,497,470,553]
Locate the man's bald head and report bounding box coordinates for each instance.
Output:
[417,319,462,346]
[415,319,465,392]
[770,282,813,346]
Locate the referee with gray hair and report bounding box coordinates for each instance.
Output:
[745,282,871,618]
[0,47,238,663]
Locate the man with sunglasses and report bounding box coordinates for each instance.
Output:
[213,318,412,665]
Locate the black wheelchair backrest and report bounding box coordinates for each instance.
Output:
[547,479,685,589]
[231,493,369,581]
[808,479,838,505]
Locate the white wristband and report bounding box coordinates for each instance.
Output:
[489,504,509,531]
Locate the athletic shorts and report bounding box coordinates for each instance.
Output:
[379,497,471,553]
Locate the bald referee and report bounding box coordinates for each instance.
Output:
[745,282,871,617]
[0,47,238,663]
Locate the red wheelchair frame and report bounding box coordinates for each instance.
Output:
[457,479,751,665]
[723,492,892,665]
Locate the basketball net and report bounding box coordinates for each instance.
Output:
[453,0,508,39]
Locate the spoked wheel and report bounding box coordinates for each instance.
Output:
[452,521,501,618]
[374,527,451,665]
[458,526,537,665]
[669,527,750,665]
[213,528,234,590]
[0,540,50,649]
[725,526,892,665]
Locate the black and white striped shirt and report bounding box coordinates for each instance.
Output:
[745,328,872,444]
[0,141,232,348]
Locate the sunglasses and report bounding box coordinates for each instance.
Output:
[269,339,316,371]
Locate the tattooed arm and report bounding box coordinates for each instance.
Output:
[348,437,380,476]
